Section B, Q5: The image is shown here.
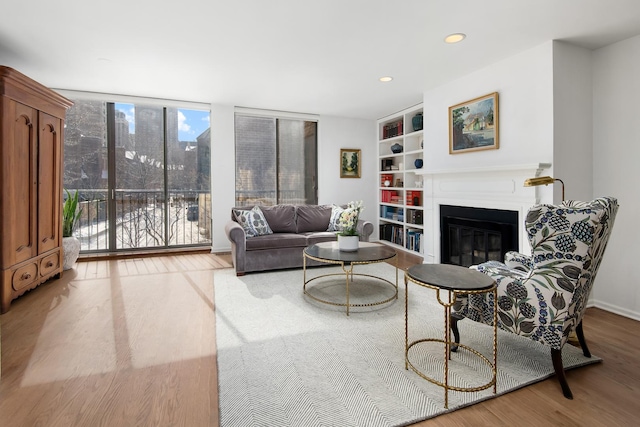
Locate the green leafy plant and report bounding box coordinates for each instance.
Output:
[62,189,82,238]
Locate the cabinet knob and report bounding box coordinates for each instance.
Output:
[22,273,32,280]
[46,261,54,267]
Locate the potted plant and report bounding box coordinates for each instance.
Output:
[62,189,82,270]
[336,200,364,252]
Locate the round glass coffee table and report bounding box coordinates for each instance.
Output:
[404,263,497,408]
[303,241,398,315]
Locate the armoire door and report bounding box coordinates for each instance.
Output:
[37,111,63,254]
[1,99,38,266]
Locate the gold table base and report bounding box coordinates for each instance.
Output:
[404,271,497,408]
[303,252,398,316]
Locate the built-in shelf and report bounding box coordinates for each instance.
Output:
[377,103,424,255]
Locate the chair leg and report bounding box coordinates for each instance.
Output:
[450,313,464,352]
[575,321,591,358]
[551,348,573,399]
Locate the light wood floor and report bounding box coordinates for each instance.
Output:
[0,251,638,426]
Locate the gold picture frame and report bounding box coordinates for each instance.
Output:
[449,92,499,154]
[340,148,361,178]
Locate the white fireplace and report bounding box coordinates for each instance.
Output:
[416,163,552,264]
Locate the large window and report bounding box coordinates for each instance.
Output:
[63,96,211,253]
[235,112,317,206]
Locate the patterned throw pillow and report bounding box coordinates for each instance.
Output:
[233,206,273,238]
[327,205,345,232]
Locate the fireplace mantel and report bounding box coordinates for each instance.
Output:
[415,162,551,177]
[416,162,552,264]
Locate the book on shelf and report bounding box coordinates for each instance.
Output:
[381,189,398,203]
[407,209,423,225]
[379,223,404,246]
[405,229,423,253]
[382,120,403,139]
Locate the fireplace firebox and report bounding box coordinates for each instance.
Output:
[440,205,518,267]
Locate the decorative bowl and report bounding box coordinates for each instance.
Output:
[390,143,403,154]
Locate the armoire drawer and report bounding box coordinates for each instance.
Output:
[40,252,60,276]
[12,263,38,291]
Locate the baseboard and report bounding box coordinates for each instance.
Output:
[591,299,640,322]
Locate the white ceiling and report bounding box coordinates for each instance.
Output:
[1,0,640,120]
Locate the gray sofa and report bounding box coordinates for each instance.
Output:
[225,204,373,276]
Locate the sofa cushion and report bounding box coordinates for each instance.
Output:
[260,205,297,233]
[232,206,273,238]
[327,204,344,232]
[306,231,340,246]
[245,233,308,250]
[296,205,332,233]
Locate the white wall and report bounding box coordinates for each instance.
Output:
[552,41,594,202]
[210,104,236,253]
[210,111,375,252]
[317,115,377,218]
[418,38,639,320]
[419,42,556,261]
[591,35,640,319]
[423,41,555,181]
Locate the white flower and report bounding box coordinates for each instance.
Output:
[338,200,364,236]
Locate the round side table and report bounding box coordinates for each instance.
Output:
[404,263,497,408]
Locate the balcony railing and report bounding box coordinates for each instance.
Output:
[68,189,211,252]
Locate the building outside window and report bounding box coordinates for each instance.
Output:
[63,96,211,253]
[234,110,318,206]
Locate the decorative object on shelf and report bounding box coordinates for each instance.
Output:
[395,179,403,188]
[524,176,565,201]
[340,148,361,178]
[412,112,423,131]
[336,200,363,251]
[62,188,83,270]
[419,136,424,149]
[380,174,393,187]
[449,92,499,154]
[390,143,403,154]
[414,158,423,169]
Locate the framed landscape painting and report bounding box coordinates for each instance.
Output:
[449,92,499,154]
[340,148,361,178]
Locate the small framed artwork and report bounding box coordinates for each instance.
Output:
[340,148,361,178]
[449,92,499,154]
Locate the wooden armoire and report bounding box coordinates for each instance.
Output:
[0,66,73,314]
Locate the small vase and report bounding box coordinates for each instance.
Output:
[62,236,81,270]
[337,234,359,252]
[412,113,423,131]
[390,143,403,154]
[414,158,423,169]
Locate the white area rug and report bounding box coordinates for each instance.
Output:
[214,263,599,427]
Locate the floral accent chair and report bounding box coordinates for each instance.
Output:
[451,196,618,399]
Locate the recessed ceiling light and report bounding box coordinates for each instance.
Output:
[379,76,393,82]
[444,33,466,44]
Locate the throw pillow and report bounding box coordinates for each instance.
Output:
[327,205,345,232]
[233,206,273,238]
